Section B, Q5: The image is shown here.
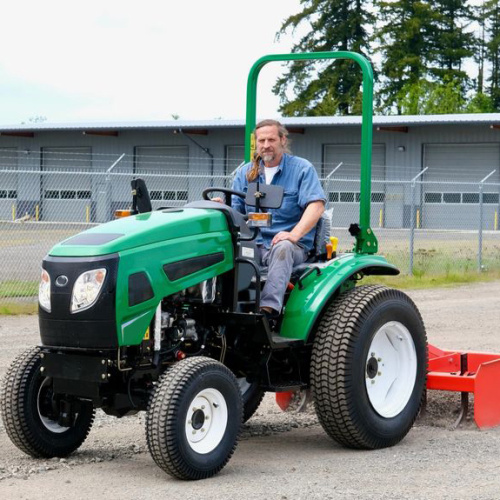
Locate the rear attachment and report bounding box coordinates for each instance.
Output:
[426,344,500,429]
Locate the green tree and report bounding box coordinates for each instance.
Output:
[374,0,437,114]
[484,0,500,110]
[273,0,374,116]
[428,0,476,94]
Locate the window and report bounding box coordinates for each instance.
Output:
[425,193,442,203]
[77,191,91,199]
[340,192,355,202]
[371,192,385,203]
[484,193,499,204]
[462,193,479,204]
[45,190,60,199]
[61,190,76,200]
[150,191,163,201]
[443,193,461,204]
[328,192,339,203]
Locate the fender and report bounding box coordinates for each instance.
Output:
[280,253,399,341]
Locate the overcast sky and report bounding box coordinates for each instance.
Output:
[0,0,306,125]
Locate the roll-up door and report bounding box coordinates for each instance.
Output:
[41,147,92,222]
[134,146,189,208]
[323,144,386,228]
[423,144,500,229]
[0,148,18,220]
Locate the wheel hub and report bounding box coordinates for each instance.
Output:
[366,357,378,379]
[191,409,205,430]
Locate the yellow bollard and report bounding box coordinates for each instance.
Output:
[86,206,90,223]
[416,209,420,229]
[35,205,39,222]
[12,204,15,221]
[495,211,498,231]
[379,209,383,228]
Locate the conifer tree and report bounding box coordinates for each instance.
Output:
[273,0,374,116]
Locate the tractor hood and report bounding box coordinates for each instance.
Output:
[49,208,229,257]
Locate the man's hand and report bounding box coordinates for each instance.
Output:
[271,231,300,246]
[211,197,224,204]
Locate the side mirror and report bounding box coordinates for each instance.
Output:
[131,178,152,214]
[245,183,284,209]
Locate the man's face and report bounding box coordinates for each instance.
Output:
[255,125,287,165]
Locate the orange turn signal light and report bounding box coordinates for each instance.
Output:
[114,209,133,218]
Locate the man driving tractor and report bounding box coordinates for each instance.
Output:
[229,119,326,321]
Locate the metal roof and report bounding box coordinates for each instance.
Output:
[0,113,499,132]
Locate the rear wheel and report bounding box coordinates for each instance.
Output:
[310,285,427,449]
[0,347,95,458]
[146,357,242,480]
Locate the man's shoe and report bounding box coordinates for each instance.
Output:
[261,308,280,331]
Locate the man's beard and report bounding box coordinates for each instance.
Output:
[261,152,275,163]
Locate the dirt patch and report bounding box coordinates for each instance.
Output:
[1,281,500,499]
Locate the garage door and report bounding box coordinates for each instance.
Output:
[41,147,92,222]
[323,144,386,228]
[423,144,500,229]
[134,146,189,208]
[0,148,17,220]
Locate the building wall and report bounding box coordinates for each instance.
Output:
[0,123,499,228]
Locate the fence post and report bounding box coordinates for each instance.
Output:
[408,168,428,275]
[101,154,125,222]
[478,170,497,271]
[324,162,343,209]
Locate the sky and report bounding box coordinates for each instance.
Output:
[0,0,305,125]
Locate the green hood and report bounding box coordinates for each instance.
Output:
[49,208,229,257]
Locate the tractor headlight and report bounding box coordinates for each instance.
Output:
[71,268,107,313]
[39,269,51,312]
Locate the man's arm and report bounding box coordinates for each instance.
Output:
[271,200,325,246]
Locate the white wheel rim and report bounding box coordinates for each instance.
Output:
[365,321,417,418]
[37,378,70,433]
[185,388,228,454]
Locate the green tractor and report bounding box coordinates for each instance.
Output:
[1,52,427,480]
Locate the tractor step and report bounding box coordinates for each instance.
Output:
[261,382,307,392]
[270,335,304,349]
[427,343,500,429]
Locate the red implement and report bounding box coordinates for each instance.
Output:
[427,344,500,429]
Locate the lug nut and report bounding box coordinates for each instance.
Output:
[378,372,382,376]
[201,428,205,433]
[40,367,45,373]
[188,420,192,425]
[101,374,106,380]
[205,415,210,420]
[201,405,205,410]
[40,353,44,359]
[101,360,106,365]
[192,430,196,435]
[371,380,375,384]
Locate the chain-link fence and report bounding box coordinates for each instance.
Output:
[1,152,499,300]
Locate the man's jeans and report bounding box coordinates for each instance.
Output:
[259,240,308,313]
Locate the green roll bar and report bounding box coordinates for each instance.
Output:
[244,51,378,254]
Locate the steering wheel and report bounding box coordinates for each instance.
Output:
[202,187,246,206]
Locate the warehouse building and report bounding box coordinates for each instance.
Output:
[0,114,499,229]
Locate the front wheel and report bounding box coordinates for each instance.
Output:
[310,285,427,449]
[0,347,95,458]
[146,357,243,480]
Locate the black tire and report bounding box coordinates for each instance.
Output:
[310,285,427,449]
[238,380,265,423]
[0,346,95,458]
[146,357,243,480]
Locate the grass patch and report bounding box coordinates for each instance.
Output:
[0,302,38,315]
[0,280,38,298]
[363,269,500,290]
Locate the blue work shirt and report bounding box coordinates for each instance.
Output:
[232,153,326,251]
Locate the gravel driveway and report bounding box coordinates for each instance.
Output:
[1,281,500,499]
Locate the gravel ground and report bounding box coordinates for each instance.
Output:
[1,281,500,499]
